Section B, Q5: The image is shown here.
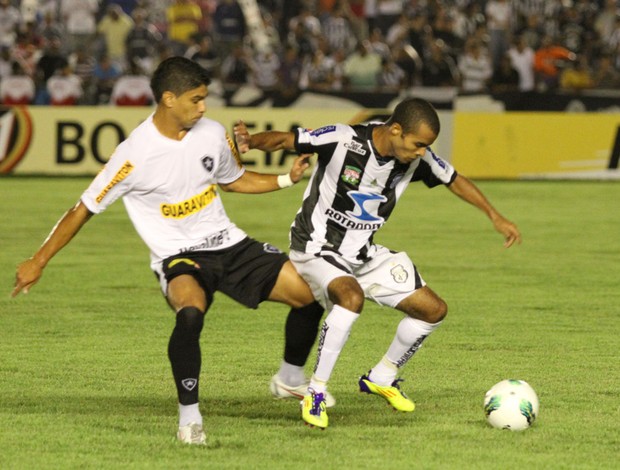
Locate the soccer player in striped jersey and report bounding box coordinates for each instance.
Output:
[234,98,521,428]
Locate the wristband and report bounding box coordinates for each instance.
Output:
[277,173,294,188]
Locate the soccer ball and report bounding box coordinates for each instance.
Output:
[483,379,539,431]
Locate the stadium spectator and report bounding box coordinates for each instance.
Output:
[321,4,357,55]
[93,53,123,104]
[375,0,403,36]
[60,0,99,54]
[275,44,303,106]
[592,53,620,89]
[0,61,35,104]
[220,43,251,86]
[97,3,135,69]
[490,53,520,93]
[13,56,331,446]
[376,56,406,92]
[234,97,521,430]
[110,59,153,106]
[342,39,382,90]
[485,0,513,68]
[457,38,493,93]
[69,45,97,104]
[184,34,220,79]
[10,31,40,78]
[0,0,22,48]
[506,34,535,91]
[212,0,246,60]
[559,54,594,93]
[46,58,83,105]
[33,35,67,104]
[299,48,334,91]
[534,34,576,91]
[125,7,163,75]
[367,27,390,60]
[36,9,66,47]
[249,48,281,95]
[421,39,459,87]
[0,46,11,80]
[166,0,203,55]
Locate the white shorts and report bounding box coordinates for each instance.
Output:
[289,246,426,310]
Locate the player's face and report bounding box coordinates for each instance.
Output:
[174,84,208,129]
[392,122,437,164]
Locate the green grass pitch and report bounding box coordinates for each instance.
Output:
[0,177,618,469]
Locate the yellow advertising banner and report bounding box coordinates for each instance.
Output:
[0,106,454,176]
[452,112,620,179]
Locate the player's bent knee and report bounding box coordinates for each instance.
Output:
[428,299,448,324]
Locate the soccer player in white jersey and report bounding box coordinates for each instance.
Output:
[234,97,522,429]
[12,57,335,445]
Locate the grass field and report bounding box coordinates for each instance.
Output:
[0,177,618,469]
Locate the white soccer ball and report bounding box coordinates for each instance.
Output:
[483,379,539,431]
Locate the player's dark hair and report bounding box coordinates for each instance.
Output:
[150,56,211,103]
[387,97,440,135]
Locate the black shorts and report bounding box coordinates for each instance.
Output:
[161,237,288,309]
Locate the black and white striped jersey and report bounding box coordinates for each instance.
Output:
[292,122,457,265]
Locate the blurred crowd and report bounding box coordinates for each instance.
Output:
[0,0,619,106]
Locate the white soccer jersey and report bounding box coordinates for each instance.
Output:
[292,123,457,265]
[81,115,248,270]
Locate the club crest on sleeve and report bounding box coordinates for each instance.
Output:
[201,155,214,173]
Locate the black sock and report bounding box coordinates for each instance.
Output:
[284,301,324,367]
[168,306,205,405]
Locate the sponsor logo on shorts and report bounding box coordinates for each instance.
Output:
[168,258,200,269]
[160,185,217,219]
[263,243,282,254]
[180,229,231,252]
[341,165,361,185]
[390,264,408,283]
[95,160,134,203]
[181,378,198,391]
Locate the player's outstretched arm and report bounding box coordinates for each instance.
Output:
[447,174,521,248]
[219,154,312,194]
[12,201,93,297]
[233,120,295,153]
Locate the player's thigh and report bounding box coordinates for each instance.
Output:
[356,249,425,307]
[167,274,208,312]
[289,250,357,311]
[268,260,315,308]
[395,286,447,324]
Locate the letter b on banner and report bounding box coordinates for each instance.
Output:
[57,121,126,165]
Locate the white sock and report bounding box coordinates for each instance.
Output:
[368,317,441,386]
[309,305,359,393]
[179,403,202,427]
[277,361,306,387]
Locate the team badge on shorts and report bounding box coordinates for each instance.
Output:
[263,243,282,254]
[391,264,408,283]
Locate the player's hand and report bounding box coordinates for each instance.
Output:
[233,120,251,153]
[12,258,43,297]
[493,216,521,248]
[289,154,312,183]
